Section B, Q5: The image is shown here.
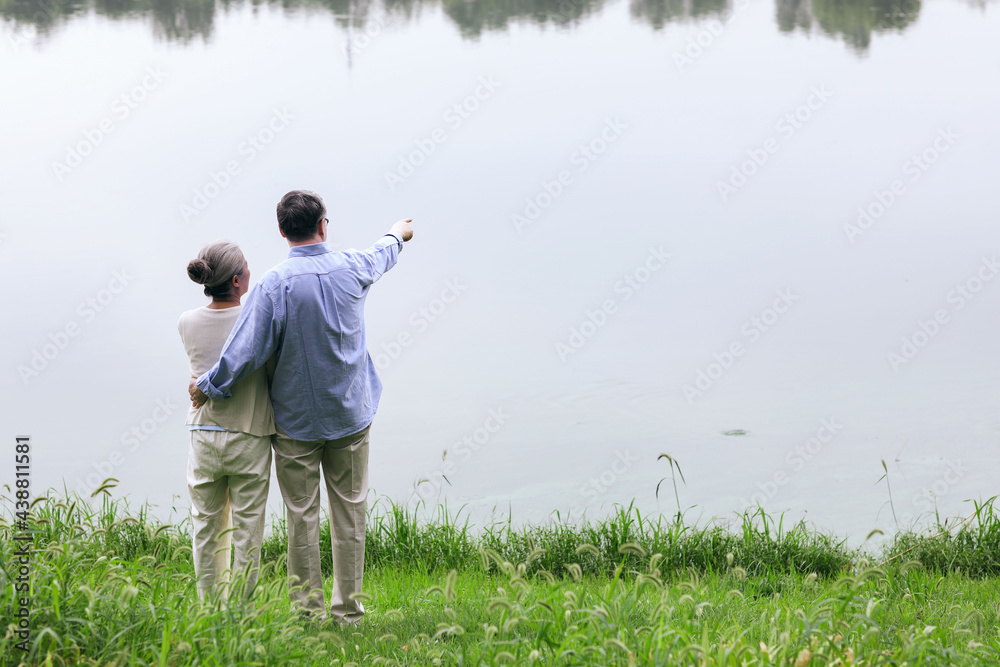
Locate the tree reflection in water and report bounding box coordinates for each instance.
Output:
[777,0,920,53]
[0,0,928,51]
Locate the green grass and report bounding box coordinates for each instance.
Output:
[2,489,1000,665]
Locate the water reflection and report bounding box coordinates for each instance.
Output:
[777,0,920,53]
[441,0,609,38]
[2,0,88,39]
[1,0,216,42]
[629,0,729,29]
[147,0,215,42]
[0,0,966,53]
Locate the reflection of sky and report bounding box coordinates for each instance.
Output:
[0,0,998,543]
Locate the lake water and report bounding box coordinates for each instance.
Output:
[1,0,998,545]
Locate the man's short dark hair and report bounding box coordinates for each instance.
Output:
[277,190,326,242]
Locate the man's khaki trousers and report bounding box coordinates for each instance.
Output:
[272,423,371,623]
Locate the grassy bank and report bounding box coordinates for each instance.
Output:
[2,490,1000,665]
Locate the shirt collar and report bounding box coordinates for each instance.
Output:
[288,242,331,258]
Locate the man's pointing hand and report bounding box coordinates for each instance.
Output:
[390,218,414,242]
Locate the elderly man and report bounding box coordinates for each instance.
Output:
[190,189,413,623]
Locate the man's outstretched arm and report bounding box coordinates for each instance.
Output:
[190,283,283,407]
[347,218,414,286]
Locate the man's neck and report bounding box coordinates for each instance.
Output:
[287,236,325,248]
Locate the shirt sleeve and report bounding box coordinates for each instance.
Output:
[344,233,403,286]
[196,283,284,401]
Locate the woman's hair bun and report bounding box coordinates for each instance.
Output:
[187,258,214,285]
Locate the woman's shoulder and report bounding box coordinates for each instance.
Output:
[180,305,244,319]
[178,305,242,331]
[177,306,207,329]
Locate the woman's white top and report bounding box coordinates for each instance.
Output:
[178,305,275,437]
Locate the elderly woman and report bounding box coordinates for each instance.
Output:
[178,241,274,601]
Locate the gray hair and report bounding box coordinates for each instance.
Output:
[187,240,245,299]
